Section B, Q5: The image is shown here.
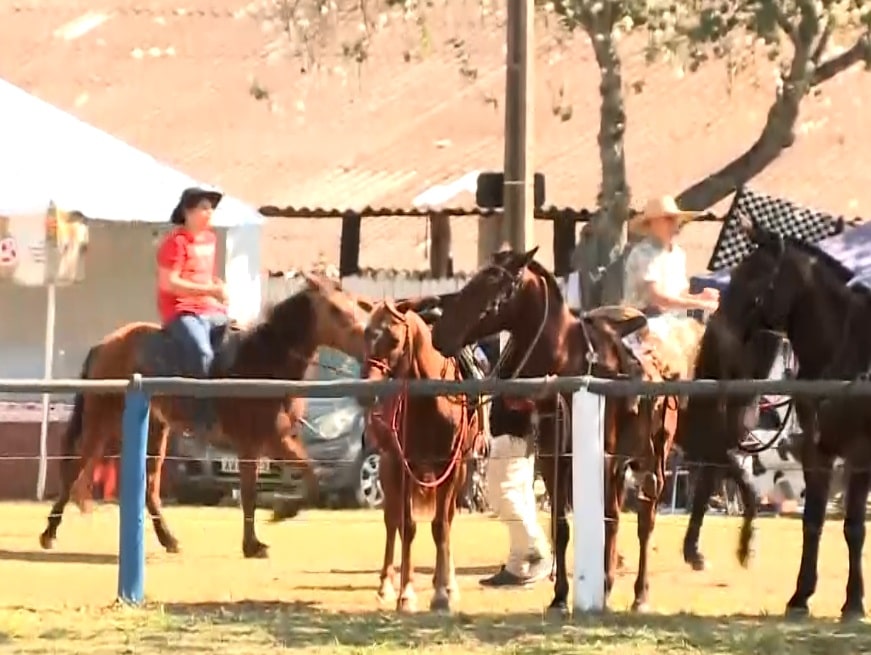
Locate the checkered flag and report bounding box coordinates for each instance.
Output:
[707,187,845,271]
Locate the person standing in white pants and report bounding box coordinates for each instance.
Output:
[479,395,552,587]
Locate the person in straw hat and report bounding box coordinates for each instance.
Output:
[624,195,720,318]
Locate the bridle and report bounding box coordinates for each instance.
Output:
[364,307,469,489]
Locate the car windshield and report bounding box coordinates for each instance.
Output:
[300,348,362,441]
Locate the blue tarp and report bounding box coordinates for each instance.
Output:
[0,78,262,227]
[690,221,871,293]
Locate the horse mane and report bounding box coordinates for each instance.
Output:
[783,236,855,284]
[253,286,315,348]
[526,258,565,304]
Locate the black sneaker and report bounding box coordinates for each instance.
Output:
[479,566,531,587]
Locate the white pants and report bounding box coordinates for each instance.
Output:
[486,434,551,577]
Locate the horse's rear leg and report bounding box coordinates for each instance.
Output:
[39,449,81,549]
[70,406,114,513]
[239,453,268,558]
[146,422,179,553]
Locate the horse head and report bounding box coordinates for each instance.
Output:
[360,301,434,408]
[431,246,541,357]
[265,274,372,364]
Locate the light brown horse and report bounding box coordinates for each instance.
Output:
[39,275,372,558]
[361,300,483,613]
[431,248,703,614]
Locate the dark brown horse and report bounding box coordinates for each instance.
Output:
[40,275,372,558]
[701,223,871,620]
[431,247,695,613]
[677,314,784,572]
[361,300,483,613]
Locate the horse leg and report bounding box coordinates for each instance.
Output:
[632,497,656,612]
[270,434,318,521]
[682,463,719,571]
[547,458,571,616]
[396,498,418,613]
[69,407,114,513]
[145,422,179,554]
[603,458,624,602]
[723,452,758,567]
[39,439,82,549]
[377,454,399,603]
[429,487,456,612]
[239,453,268,558]
[840,464,869,621]
[785,453,833,618]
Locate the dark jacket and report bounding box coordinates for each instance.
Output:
[488,394,535,438]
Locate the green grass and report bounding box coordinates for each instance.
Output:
[0,504,867,654]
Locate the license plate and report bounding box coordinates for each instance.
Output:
[219,457,271,474]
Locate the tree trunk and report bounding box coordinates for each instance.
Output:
[675,10,827,211]
[572,23,631,308]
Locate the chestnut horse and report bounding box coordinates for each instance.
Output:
[39,275,372,558]
[431,247,703,613]
[362,300,483,613]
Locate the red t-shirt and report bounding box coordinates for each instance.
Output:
[156,227,226,324]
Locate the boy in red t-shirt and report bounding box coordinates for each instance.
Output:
[156,186,229,430]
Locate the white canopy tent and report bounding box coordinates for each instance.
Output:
[0,78,264,499]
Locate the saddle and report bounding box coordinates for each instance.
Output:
[140,320,244,380]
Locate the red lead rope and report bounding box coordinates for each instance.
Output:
[367,360,467,490]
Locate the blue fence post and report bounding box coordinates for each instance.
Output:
[118,373,149,605]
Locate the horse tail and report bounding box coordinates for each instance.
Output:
[64,344,101,452]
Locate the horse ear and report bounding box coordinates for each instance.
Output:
[523,245,539,262]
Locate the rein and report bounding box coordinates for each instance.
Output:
[365,320,470,491]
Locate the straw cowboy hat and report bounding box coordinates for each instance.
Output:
[628,195,700,236]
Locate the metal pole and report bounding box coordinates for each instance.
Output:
[502,0,536,252]
[118,375,149,605]
[36,283,56,501]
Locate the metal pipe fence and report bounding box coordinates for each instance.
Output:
[1,374,867,610]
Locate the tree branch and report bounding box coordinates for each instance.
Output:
[810,17,832,63]
[811,33,871,86]
[770,2,798,45]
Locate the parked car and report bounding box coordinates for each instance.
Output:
[171,347,383,513]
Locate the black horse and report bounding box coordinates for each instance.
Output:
[677,315,784,571]
[697,221,871,620]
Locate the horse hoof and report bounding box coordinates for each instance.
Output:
[377,586,396,604]
[242,541,270,559]
[841,608,865,623]
[737,548,754,568]
[397,597,418,614]
[545,602,569,620]
[429,595,452,613]
[164,541,181,555]
[38,533,55,550]
[631,600,651,614]
[784,605,810,621]
[683,552,708,571]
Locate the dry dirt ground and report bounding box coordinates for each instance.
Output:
[0,503,868,654]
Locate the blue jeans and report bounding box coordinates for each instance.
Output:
[165,312,229,377]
